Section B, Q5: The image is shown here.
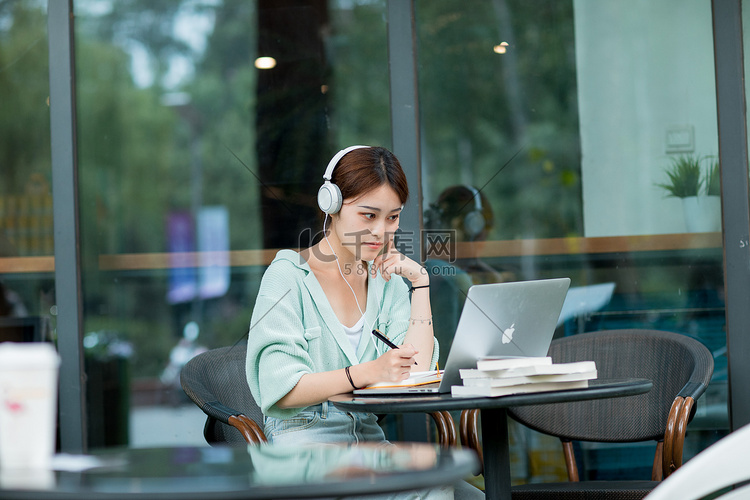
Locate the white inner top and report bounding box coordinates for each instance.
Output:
[342,315,366,352]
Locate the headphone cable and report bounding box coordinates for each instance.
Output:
[322,214,384,351]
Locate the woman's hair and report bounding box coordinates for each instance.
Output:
[330,146,409,205]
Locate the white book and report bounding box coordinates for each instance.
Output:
[451,379,589,398]
[474,356,552,371]
[461,360,597,379]
[460,368,504,379]
[461,370,597,387]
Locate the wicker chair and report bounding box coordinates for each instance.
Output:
[460,329,714,499]
[181,344,267,444]
[181,343,457,447]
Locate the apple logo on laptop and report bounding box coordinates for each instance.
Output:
[502,323,515,344]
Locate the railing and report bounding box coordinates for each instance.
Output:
[0,232,722,274]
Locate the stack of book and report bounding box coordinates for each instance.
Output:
[451,356,597,397]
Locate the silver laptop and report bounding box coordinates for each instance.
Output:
[353,277,571,395]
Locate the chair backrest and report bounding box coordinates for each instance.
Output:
[180,343,264,445]
[508,329,714,443]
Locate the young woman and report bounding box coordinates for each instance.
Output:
[245,145,438,444]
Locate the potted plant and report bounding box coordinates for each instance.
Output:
[656,155,704,198]
[705,157,720,196]
[657,155,721,232]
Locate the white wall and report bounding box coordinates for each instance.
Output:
[575,0,718,237]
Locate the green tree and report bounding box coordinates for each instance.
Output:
[0,2,51,195]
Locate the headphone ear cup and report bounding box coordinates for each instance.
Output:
[423,203,441,230]
[463,210,486,240]
[318,181,343,215]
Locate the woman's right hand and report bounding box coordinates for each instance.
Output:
[360,344,418,385]
[277,344,420,408]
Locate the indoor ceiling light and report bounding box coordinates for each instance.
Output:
[493,42,509,54]
[254,56,277,69]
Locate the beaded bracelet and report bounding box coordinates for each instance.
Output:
[345,365,360,390]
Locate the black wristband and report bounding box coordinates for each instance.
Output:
[409,284,430,293]
[345,365,360,390]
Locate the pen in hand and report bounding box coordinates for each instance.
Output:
[371,329,417,365]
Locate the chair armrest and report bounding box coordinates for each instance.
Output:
[202,400,267,445]
[430,411,457,447]
[678,381,708,401]
[671,397,695,472]
[201,400,241,424]
[459,409,483,475]
[662,396,694,478]
[229,414,267,444]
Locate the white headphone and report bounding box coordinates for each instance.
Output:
[317,145,369,215]
[317,145,385,344]
[463,185,486,240]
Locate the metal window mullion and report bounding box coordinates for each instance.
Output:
[712,0,750,431]
[388,0,422,262]
[387,0,429,443]
[47,0,87,452]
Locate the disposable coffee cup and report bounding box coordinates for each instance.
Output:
[0,342,60,469]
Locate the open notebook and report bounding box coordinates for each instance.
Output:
[361,370,444,390]
[353,277,570,395]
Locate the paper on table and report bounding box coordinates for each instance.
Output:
[360,370,443,390]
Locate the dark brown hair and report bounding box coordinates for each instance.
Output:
[330,146,409,205]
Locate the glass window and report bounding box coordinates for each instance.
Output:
[0,2,55,343]
[744,2,750,200]
[72,0,389,448]
[417,0,725,484]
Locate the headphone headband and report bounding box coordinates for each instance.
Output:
[318,145,369,215]
[464,185,482,212]
[322,145,369,181]
[462,185,486,240]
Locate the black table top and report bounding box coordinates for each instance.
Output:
[329,378,653,413]
[0,443,478,500]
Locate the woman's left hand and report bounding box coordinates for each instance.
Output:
[371,238,428,286]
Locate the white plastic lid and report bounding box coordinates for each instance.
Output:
[0,342,60,369]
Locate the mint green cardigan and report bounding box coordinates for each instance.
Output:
[245,250,439,419]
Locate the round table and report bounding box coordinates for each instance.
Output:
[330,378,653,500]
[0,442,479,500]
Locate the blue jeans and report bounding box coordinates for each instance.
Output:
[264,401,386,445]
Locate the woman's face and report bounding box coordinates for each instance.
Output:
[331,183,403,262]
